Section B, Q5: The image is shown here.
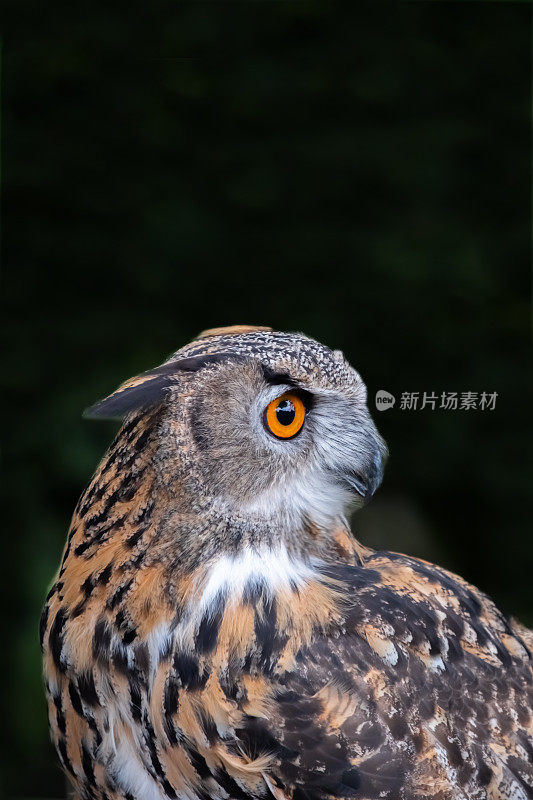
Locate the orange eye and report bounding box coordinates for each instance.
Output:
[264,392,306,439]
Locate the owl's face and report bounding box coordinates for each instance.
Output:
[88,327,387,535]
[170,330,387,531]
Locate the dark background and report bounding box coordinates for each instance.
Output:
[3,3,532,797]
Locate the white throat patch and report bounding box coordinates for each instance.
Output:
[239,468,352,532]
[197,544,317,610]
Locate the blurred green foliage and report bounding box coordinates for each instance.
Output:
[3,3,531,797]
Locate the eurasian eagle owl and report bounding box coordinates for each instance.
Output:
[42,325,533,800]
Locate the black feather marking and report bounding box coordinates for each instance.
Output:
[134,643,150,674]
[81,574,96,598]
[235,718,298,761]
[164,675,180,718]
[186,747,211,779]
[197,710,218,743]
[196,590,227,655]
[214,768,249,799]
[254,594,288,672]
[78,671,100,707]
[81,741,96,787]
[261,364,298,387]
[98,562,114,586]
[143,715,177,797]
[92,618,111,664]
[69,681,85,718]
[112,645,129,676]
[58,737,75,776]
[107,578,134,610]
[163,675,180,746]
[476,760,493,787]
[163,716,179,746]
[49,608,68,672]
[161,779,177,799]
[39,602,49,649]
[74,514,127,557]
[54,693,67,735]
[173,652,208,691]
[125,526,148,549]
[122,627,138,645]
[129,678,143,723]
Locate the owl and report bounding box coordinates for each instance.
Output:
[41,325,533,800]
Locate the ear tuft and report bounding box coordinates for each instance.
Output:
[83,372,176,420]
[83,353,248,421]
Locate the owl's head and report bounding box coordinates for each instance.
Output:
[87,326,387,536]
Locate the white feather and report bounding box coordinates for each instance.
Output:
[198,544,317,610]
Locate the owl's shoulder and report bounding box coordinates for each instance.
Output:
[320,550,532,670]
[248,553,533,800]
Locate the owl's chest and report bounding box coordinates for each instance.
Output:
[42,544,347,800]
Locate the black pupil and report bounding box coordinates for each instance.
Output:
[276,399,296,426]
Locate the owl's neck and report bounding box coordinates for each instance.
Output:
[59,409,370,647]
[179,523,370,609]
[155,454,370,615]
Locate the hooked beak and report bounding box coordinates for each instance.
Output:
[329,439,387,502]
[336,462,383,500]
